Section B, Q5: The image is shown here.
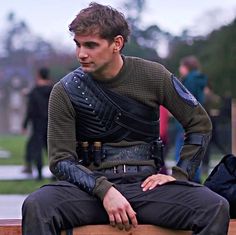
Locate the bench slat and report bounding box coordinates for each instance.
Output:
[0,219,22,235]
[229,220,236,234]
[1,219,236,235]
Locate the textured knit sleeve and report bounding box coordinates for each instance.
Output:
[48,82,77,166]
[48,82,113,200]
[158,67,212,180]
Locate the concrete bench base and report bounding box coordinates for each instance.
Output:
[1,219,236,235]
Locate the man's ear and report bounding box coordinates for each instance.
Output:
[113,35,124,52]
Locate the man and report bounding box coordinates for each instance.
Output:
[22,3,229,235]
[22,67,53,180]
[179,56,208,105]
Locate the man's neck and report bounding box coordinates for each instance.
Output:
[36,79,51,86]
[92,55,123,81]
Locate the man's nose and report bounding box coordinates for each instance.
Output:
[77,47,88,59]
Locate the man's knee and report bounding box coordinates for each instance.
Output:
[22,191,46,218]
[215,196,230,218]
[202,193,230,226]
[22,191,58,234]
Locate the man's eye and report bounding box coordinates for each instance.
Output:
[86,43,98,49]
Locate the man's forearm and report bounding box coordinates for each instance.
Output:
[53,159,97,194]
[52,159,113,199]
[174,132,212,180]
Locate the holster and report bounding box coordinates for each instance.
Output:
[151,138,164,168]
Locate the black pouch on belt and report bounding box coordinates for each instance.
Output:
[81,141,90,166]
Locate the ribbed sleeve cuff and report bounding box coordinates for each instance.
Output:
[93,177,114,201]
[172,166,188,181]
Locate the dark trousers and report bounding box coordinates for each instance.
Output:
[22,178,229,235]
[24,122,47,179]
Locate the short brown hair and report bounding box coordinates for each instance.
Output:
[38,67,50,80]
[69,2,130,44]
[180,56,201,71]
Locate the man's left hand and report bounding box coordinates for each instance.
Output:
[141,174,176,191]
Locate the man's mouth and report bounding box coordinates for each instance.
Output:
[80,62,91,66]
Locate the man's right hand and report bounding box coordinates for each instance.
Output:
[103,186,138,231]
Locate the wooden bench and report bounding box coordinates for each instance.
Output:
[1,219,236,235]
[61,225,191,235]
[0,219,21,235]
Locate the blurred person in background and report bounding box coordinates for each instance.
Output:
[22,67,53,180]
[202,84,222,175]
[175,56,208,183]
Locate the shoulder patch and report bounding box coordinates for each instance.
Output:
[171,75,198,107]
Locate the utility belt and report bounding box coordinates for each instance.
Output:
[77,139,164,174]
[101,165,156,174]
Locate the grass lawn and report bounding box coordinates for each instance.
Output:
[0,135,27,165]
[0,134,50,194]
[0,179,53,194]
[0,134,48,165]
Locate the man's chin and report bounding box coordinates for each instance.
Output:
[80,66,94,73]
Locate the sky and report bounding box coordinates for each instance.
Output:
[1,0,236,55]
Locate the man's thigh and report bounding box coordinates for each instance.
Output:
[118,181,224,230]
[25,181,109,229]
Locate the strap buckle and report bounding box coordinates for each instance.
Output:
[113,165,127,173]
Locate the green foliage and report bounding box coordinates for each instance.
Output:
[0,135,51,194]
[166,18,236,98]
[122,0,163,61]
[123,38,160,61]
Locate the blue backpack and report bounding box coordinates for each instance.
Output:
[204,154,236,218]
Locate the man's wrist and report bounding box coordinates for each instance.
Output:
[172,166,188,181]
[93,177,114,200]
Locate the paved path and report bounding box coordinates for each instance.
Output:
[0,165,52,219]
[0,195,27,219]
[0,165,52,180]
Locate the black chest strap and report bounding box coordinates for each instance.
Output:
[60,67,159,142]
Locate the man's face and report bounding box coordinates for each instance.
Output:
[73,34,116,77]
[179,64,189,78]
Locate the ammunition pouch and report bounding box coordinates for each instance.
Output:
[79,141,164,171]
